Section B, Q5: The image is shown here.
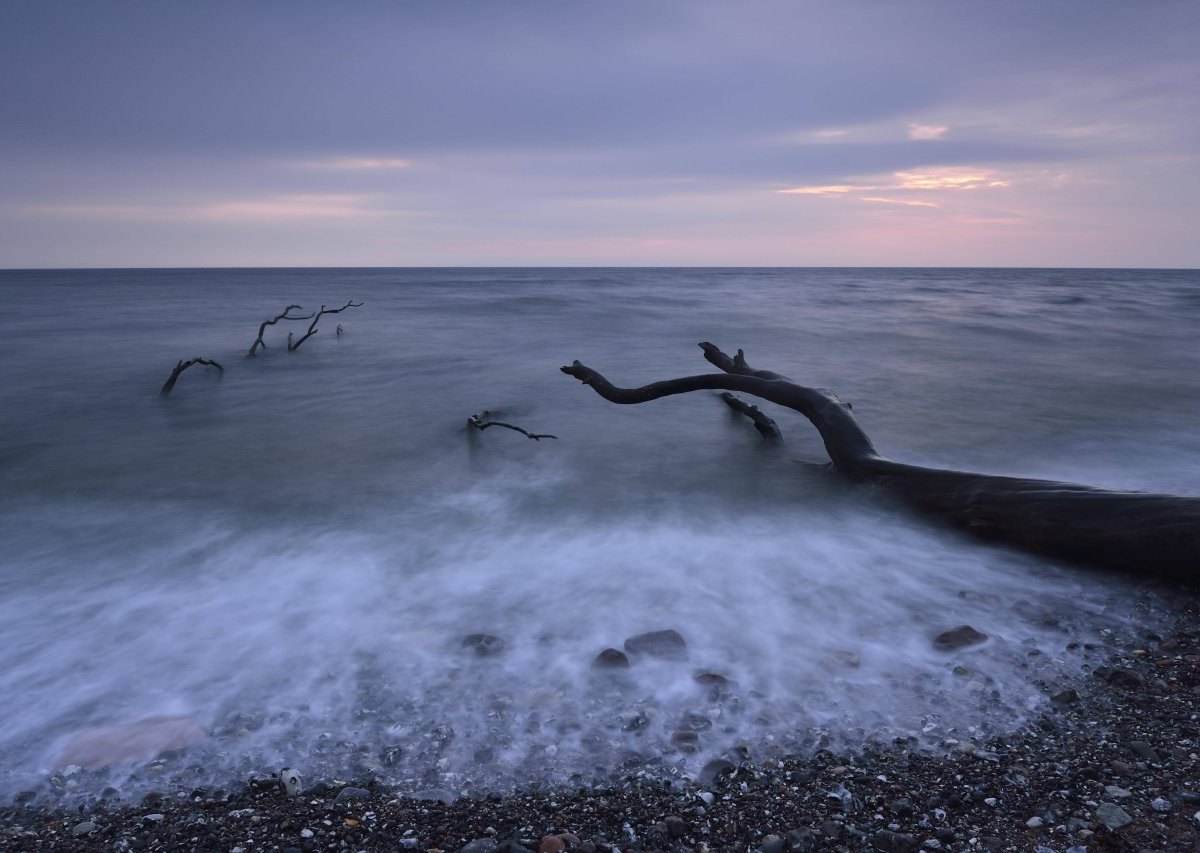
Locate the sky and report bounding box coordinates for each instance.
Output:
[1,0,1198,268]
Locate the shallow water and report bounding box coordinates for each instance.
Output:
[0,267,1197,802]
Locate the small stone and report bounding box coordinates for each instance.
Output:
[693,671,729,685]
[462,633,506,656]
[460,841,498,853]
[624,629,688,660]
[759,834,784,853]
[71,821,97,836]
[591,648,630,669]
[1095,802,1134,830]
[1127,740,1158,762]
[1151,797,1172,812]
[411,787,457,804]
[1050,688,1079,704]
[983,797,997,807]
[143,813,164,823]
[537,836,565,853]
[697,791,715,805]
[664,815,687,839]
[279,767,302,796]
[1104,785,1132,799]
[699,758,736,785]
[333,786,369,803]
[1026,816,1044,828]
[932,625,988,651]
[300,829,314,838]
[872,830,917,852]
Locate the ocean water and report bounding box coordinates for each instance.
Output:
[0,267,1197,804]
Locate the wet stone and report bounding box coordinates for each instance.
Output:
[1096,802,1134,830]
[333,786,369,803]
[932,625,988,651]
[462,634,506,656]
[623,629,688,661]
[591,648,630,669]
[72,821,97,836]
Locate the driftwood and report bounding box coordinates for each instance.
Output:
[562,342,1200,579]
[289,300,363,351]
[160,357,223,397]
[246,305,314,357]
[467,411,557,441]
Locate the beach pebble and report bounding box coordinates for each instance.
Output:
[591,648,630,669]
[1151,797,1172,812]
[624,629,688,660]
[932,626,988,651]
[71,821,97,836]
[1025,816,1044,828]
[333,786,369,803]
[462,634,506,656]
[1095,802,1133,829]
[279,767,302,796]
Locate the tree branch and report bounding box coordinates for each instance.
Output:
[719,392,783,444]
[289,300,364,351]
[246,305,314,357]
[467,411,557,441]
[160,357,224,397]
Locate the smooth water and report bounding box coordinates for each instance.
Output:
[1,267,1197,803]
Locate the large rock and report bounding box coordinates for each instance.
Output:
[932,625,988,651]
[624,629,688,661]
[57,715,207,769]
[591,648,630,669]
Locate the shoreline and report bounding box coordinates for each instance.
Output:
[4,592,1200,851]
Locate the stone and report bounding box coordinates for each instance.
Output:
[333,786,369,803]
[932,626,988,651]
[279,767,302,796]
[411,787,457,804]
[1095,802,1133,830]
[537,836,565,853]
[664,815,687,838]
[1025,816,1044,828]
[72,821,97,836]
[784,827,817,851]
[462,634,506,656]
[623,629,688,660]
[592,648,630,669]
[693,671,729,685]
[1127,740,1159,762]
[460,842,498,853]
[57,715,207,769]
[1104,785,1132,799]
[1050,688,1079,704]
[699,758,736,785]
[872,830,918,852]
[1152,797,1172,812]
[758,834,784,853]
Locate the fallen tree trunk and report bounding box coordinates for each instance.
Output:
[562,342,1200,579]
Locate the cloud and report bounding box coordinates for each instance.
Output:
[860,196,939,208]
[29,194,397,224]
[300,157,413,171]
[907,123,948,140]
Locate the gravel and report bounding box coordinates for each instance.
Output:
[5,595,1200,851]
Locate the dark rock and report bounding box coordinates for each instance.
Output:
[693,671,729,685]
[591,648,630,669]
[664,815,687,839]
[699,758,736,785]
[889,798,915,818]
[71,821,97,836]
[623,629,688,660]
[1127,740,1159,762]
[462,634,506,656]
[817,820,843,840]
[670,730,700,750]
[784,827,817,851]
[538,836,565,853]
[1095,802,1133,829]
[333,786,369,803]
[1050,688,1079,704]
[759,834,785,853]
[871,830,917,852]
[932,625,988,651]
[411,787,457,804]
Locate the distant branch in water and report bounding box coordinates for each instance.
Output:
[246,305,314,357]
[160,357,224,397]
[289,300,364,351]
[467,411,557,441]
[563,342,1200,580]
[720,392,783,445]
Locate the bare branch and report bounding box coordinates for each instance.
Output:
[246,305,314,357]
[719,392,783,444]
[289,300,364,351]
[160,357,224,397]
[467,411,557,441]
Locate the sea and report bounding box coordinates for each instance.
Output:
[1,267,1197,805]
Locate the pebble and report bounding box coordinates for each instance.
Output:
[1025,816,1044,828]
[591,648,630,669]
[932,625,988,650]
[1104,785,1132,799]
[623,629,688,660]
[1095,802,1134,829]
[333,786,370,803]
[71,821,97,836]
[1152,797,1172,812]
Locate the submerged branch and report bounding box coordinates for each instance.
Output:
[246,305,314,357]
[467,411,557,441]
[160,357,224,397]
[289,300,364,351]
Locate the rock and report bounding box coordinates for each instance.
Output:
[411,787,457,804]
[664,815,687,838]
[57,715,207,769]
[1095,802,1133,830]
[671,730,700,750]
[1095,667,1145,689]
[699,758,736,785]
[591,648,630,669]
[758,834,784,853]
[784,827,817,850]
[71,821,97,836]
[279,767,302,796]
[537,836,565,853]
[333,786,369,803]
[1050,688,1079,704]
[872,830,918,852]
[1127,740,1159,762]
[623,629,688,660]
[693,671,730,685]
[1025,816,1044,828]
[459,840,498,853]
[462,634,506,656]
[932,625,988,651]
[889,798,915,818]
[1152,797,1172,812]
[1104,785,1132,799]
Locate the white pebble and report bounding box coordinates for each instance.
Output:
[1026,816,1044,828]
[1151,797,1172,812]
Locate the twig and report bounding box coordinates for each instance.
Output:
[720,392,783,444]
[246,305,314,357]
[160,357,224,397]
[289,300,364,351]
[467,411,557,441]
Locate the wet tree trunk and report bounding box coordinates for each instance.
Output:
[562,342,1200,579]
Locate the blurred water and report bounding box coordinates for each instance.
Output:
[0,267,1197,803]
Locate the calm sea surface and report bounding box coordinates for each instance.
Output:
[1,267,1197,803]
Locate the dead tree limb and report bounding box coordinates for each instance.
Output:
[720,392,783,445]
[289,300,364,351]
[562,343,1200,579]
[467,411,557,441]
[160,357,224,397]
[246,305,314,357]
